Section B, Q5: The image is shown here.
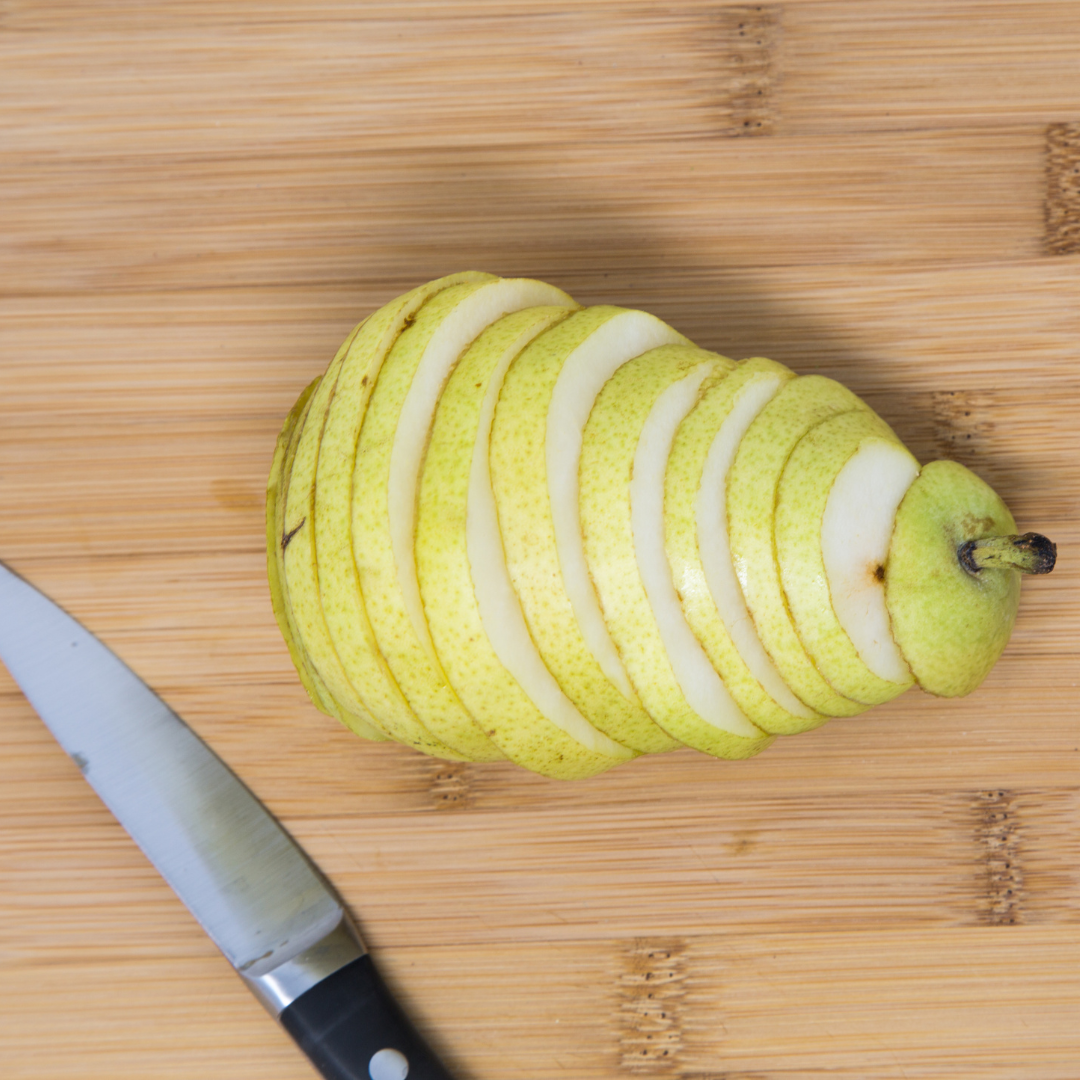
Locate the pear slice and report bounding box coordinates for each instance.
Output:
[417,306,636,778]
[665,358,825,735]
[271,374,387,740]
[580,346,773,758]
[776,410,919,705]
[727,376,875,719]
[267,378,346,723]
[489,307,690,753]
[294,273,493,759]
[352,278,580,761]
[315,272,497,757]
[884,459,1036,698]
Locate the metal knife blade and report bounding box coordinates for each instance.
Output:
[0,560,456,1080]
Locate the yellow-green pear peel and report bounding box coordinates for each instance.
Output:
[580,346,773,759]
[885,459,1022,698]
[665,358,826,736]
[489,307,690,751]
[776,410,917,705]
[267,379,344,722]
[352,278,579,762]
[727,376,874,719]
[314,273,498,759]
[270,376,387,740]
[417,306,635,778]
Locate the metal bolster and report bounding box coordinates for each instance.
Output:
[240,910,367,1017]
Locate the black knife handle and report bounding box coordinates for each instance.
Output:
[280,954,456,1080]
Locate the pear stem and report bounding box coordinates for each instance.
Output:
[957,533,1057,576]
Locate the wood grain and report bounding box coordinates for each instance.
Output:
[1,3,1078,1078]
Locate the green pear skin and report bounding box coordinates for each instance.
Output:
[884,460,1021,698]
[267,377,381,733]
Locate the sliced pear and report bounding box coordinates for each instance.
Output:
[489,307,690,753]
[727,376,875,719]
[352,278,580,761]
[314,273,497,757]
[417,305,636,778]
[272,373,386,740]
[665,358,825,735]
[579,346,773,758]
[776,410,919,704]
[884,459,1028,698]
[266,378,345,723]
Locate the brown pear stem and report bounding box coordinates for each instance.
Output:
[957,533,1057,576]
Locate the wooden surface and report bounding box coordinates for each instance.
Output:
[1,3,1078,1077]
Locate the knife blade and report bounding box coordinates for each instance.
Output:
[0,559,455,1080]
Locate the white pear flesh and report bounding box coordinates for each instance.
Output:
[580,346,771,758]
[726,376,874,719]
[417,305,635,778]
[821,435,920,685]
[470,348,634,763]
[354,278,576,760]
[490,307,689,754]
[313,273,495,758]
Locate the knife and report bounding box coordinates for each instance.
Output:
[0,560,455,1080]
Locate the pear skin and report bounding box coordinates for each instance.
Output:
[885,459,1026,698]
[269,376,387,740]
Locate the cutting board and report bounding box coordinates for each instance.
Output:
[1,3,1078,1077]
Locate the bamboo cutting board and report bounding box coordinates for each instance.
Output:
[1,3,1078,1078]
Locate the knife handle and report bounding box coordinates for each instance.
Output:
[280,954,456,1080]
